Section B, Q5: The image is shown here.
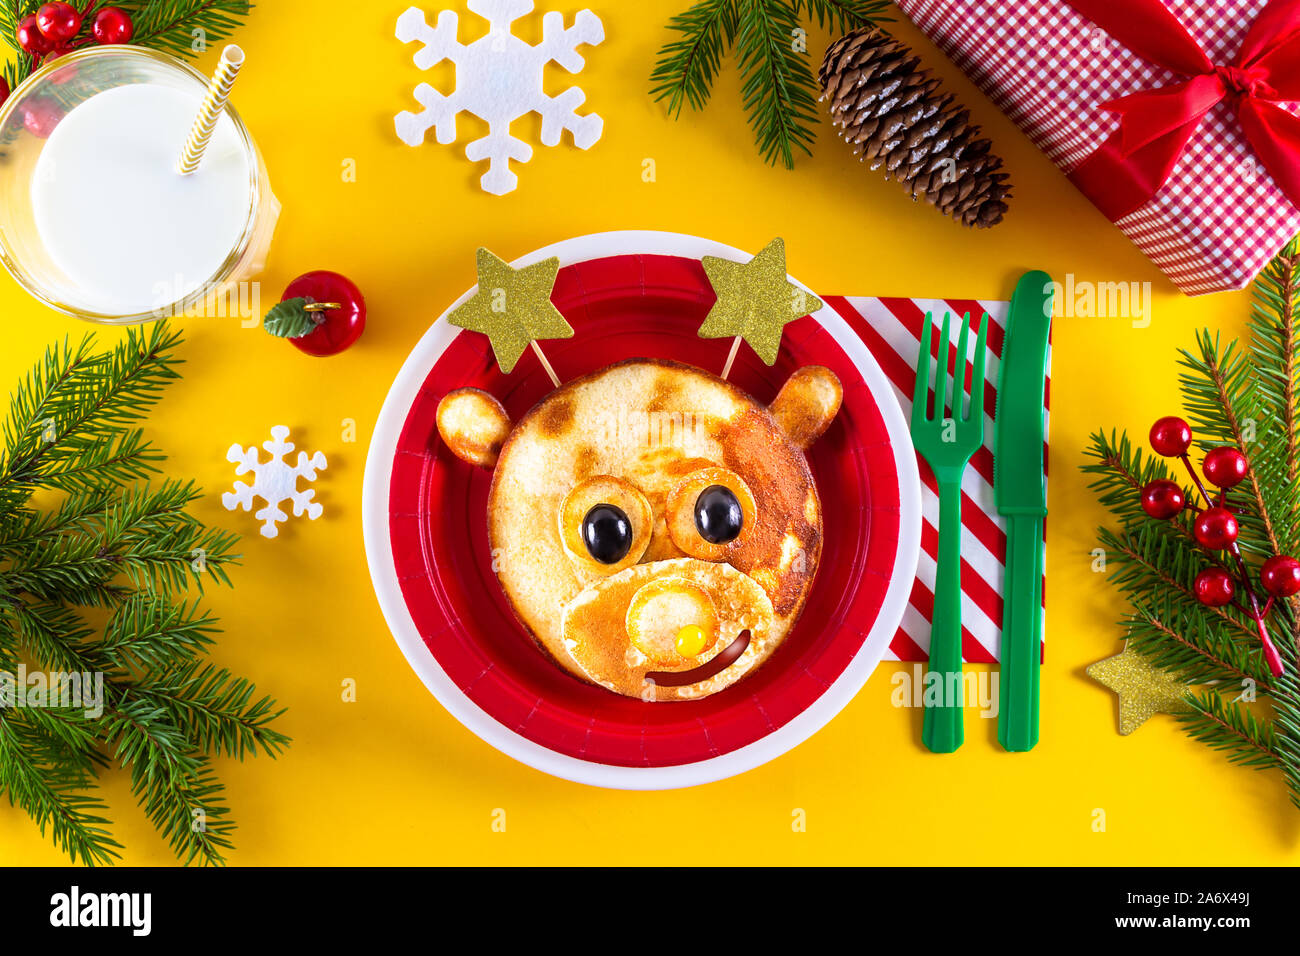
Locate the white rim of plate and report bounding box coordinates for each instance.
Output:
[361,230,922,790]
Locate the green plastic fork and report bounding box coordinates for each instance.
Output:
[909,310,988,754]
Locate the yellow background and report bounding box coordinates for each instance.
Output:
[1,0,1296,865]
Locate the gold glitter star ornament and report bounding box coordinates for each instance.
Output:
[448,248,573,374]
[698,237,822,366]
[1087,644,1193,735]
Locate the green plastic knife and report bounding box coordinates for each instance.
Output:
[994,270,1054,752]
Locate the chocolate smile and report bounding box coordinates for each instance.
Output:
[645,630,752,688]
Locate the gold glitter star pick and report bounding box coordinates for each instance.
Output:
[1087,644,1193,735]
[698,237,822,377]
[448,248,573,385]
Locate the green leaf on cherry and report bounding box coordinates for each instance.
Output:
[263,298,318,339]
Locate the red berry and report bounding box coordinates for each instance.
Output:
[1261,555,1300,598]
[91,6,133,44]
[1194,507,1239,550]
[0,78,9,108]
[1140,479,1185,519]
[16,14,52,54]
[1149,416,1193,457]
[21,98,60,138]
[1202,446,1248,488]
[1194,567,1236,607]
[279,271,366,356]
[35,3,81,44]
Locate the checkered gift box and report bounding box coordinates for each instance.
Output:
[894,0,1300,295]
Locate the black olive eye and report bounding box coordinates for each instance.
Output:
[581,504,633,564]
[694,485,743,544]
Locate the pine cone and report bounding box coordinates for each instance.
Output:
[819,28,1011,228]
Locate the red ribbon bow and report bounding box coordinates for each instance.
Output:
[1066,0,1300,220]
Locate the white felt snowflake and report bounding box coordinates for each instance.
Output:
[394,0,604,195]
[222,426,327,539]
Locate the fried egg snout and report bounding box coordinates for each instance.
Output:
[627,578,719,663]
[560,558,775,685]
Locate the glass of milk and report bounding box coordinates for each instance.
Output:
[0,45,278,324]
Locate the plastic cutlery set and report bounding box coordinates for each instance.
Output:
[909,271,1054,753]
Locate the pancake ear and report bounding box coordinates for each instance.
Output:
[769,366,842,449]
[436,388,512,468]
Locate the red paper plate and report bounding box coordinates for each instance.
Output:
[364,232,920,788]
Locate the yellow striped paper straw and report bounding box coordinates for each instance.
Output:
[177,45,245,176]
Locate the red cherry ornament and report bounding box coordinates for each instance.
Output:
[35,3,81,44]
[91,6,133,44]
[1202,446,1248,488]
[16,15,52,54]
[1149,416,1193,457]
[1194,567,1236,607]
[264,271,366,356]
[1194,507,1239,550]
[1140,479,1185,519]
[1261,555,1300,598]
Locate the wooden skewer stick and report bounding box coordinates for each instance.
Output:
[531,340,561,388]
[720,336,742,380]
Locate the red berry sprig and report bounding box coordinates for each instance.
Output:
[13,3,134,67]
[10,3,138,138]
[1141,415,1288,677]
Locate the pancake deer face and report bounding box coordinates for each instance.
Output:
[436,360,842,700]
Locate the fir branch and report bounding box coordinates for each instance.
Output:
[29,431,163,498]
[14,705,108,772]
[2,335,94,461]
[0,321,181,499]
[1082,429,1197,541]
[124,0,252,60]
[1098,525,1252,642]
[1085,239,1300,817]
[1248,237,1300,561]
[0,488,112,556]
[736,0,820,169]
[1178,690,1281,770]
[1177,331,1281,557]
[0,323,285,865]
[650,0,887,167]
[105,697,234,866]
[649,0,740,117]
[133,756,234,866]
[138,660,289,760]
[0,712,121,867]
[99,596,218,670]
[10,600,118,673]
[1125,594,1273,691]
[1276,710,1300,810]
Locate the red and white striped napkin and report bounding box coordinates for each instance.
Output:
[823,295,1049,664]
